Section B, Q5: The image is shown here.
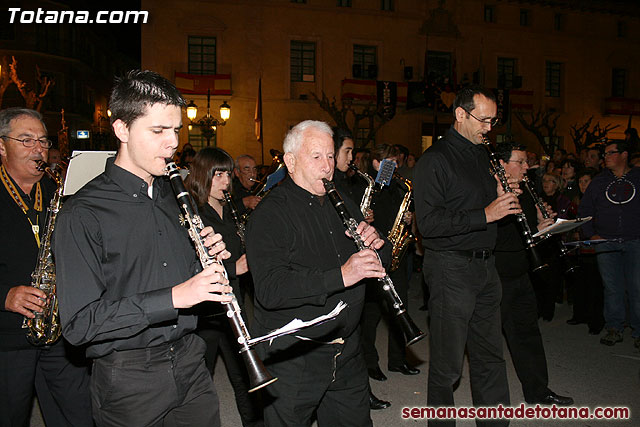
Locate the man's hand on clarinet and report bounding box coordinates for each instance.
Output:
[340,249,386,288]
[349,221,384,250]
[172,264,232,309]
[484,192,521,223]
[200,226,231,261]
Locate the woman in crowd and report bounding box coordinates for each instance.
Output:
[560,158,580,201]
[184,147,263,427]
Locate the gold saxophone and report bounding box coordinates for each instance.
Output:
[22,161,63,345]
[349,164,375,217]
[388,174,417,272]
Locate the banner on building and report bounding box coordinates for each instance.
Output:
[174,72,232,95]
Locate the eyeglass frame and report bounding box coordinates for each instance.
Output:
[1,135,53,149]
[505,159,529,166]
[461,108,499,127]
[603,150,621,157]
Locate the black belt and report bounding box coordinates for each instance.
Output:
[446,249,493,259]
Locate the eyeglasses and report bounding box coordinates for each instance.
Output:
[506,159,528,166]
[1,135,53,149]
[462,109,499,127]
[603,150,620,157]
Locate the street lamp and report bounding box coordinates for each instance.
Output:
[186,89,230,146]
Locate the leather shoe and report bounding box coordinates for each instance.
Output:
[388,363,420,375]
[368,367,387,381]
[369,392,391,410]
[531,391,574,406]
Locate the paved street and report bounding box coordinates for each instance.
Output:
[31,272,639,426]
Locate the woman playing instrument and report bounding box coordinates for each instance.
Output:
[184,147,261,426]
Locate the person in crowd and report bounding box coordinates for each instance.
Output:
[180,147,197,168]
[332,127,390,411]
[583,147,602,171]
[414,85,518,426]
[184,147,263,426]
[246,120,389,426]
[565,168,604,334]
[53,70,233,426]
[494,141,574,407]
[624,127,639,154]
[541,173,576,219]
[560,158,580,201]
[578,140,640,349]
[394,144,413,180]
[406,153,417,168]
[233,154,261,214]
[353,148,371,176]
[362,144,419,385]
[552,148,567,166]
[1,107,93,427]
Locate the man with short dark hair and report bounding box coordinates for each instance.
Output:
[54,70,233,426]
[495,142,574,406]
[414,85,519,425]
[583,147,602,171]
[578,140,640,349]
[0,107,92,427]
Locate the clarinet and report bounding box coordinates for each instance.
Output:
[322,179,426,346]
[165,162,276,392]
[522,176,579,274]
[222,190,246,250]
[480,136,549,272]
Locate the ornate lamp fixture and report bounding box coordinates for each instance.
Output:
[186,89,230,146]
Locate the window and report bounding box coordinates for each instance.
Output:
[617,21,627,38]
[290,41,316,82]
[353,45,378,79]
[337,0,352,6]
[554,13,565,31]
[520,9,530,26]
[426,51,452,82]
[497,58,516,89]
[545,61,562,97]
[612,69,626,97]
[188,130,214,150]
[188,36,216,75]
[484,5,495,23]
[381,0,394,11]
[355,128,370,147]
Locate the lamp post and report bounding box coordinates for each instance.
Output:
[186,89,230,147]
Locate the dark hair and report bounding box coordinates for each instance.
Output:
[184,147,234,207]
[180,148,196,167]
[606,139,630,156]
[561,158,580,172]
[452,85,497,116]
[371,143,397,162]
[495,141,526,163]
[0,107,47,137]
[577,167,598,181]
[394,144,409,158]
[109,70,186,127]
[332,127,353,153]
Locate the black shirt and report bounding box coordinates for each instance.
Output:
[0,172,56,350]
[53,158,201,358]
[494,187,538,278]
[232,177,256,215]
[414,126,497,251]
[245,177,390,344]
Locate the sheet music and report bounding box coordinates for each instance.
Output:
[247,301,347,346]
[63,151,116,196]
[532,217,592,238]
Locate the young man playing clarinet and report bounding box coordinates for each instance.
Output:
[54,70,233,427]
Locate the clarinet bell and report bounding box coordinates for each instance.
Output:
[242,347,278,393]
[397,311,427,346]
[528,245,549,273]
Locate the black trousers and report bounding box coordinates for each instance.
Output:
[197,319,263,427]
[0,339,92,427]
[423,250,510,427]
[500,274,549,403]
[361,256,408,369]
[90,333,220,427]
[259,332,371,427]
[568,253,605,331]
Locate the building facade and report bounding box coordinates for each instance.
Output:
[141,0,640,161]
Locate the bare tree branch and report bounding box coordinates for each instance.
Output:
[9,56,55,111]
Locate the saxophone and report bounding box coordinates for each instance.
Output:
[349,164,374,217]
[387,174,417,272]
[22,161,63,346]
